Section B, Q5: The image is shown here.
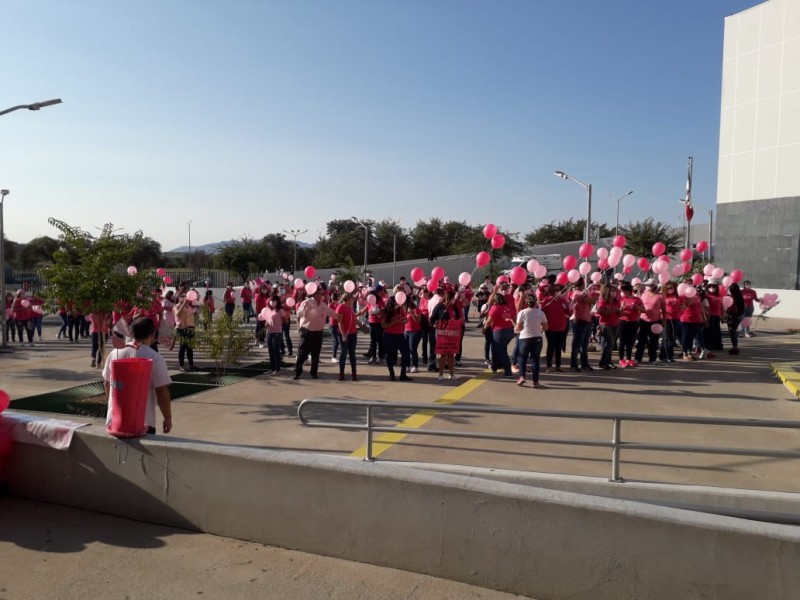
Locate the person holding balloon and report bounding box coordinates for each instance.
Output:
[539,281,571,372]
[679,285,704,361]
[381,294,413,381]
[703,282,724,354]
[403,294,423,373]
[568,279,595,372]
[635,280,665,365]
[335,291,359,380]
[254,285,271,347]
[660,282,682,363]
[595,284,621,370]
[358,285,387,365]
[740,280,759,337]
[617,283,644,368]
[12,289,35,346]
[484,286,516,377]
[431,288,462,381]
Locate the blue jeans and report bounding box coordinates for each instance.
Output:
[517,336,543,382]
[492,328,515,376]
[267,332,283,371]
[329,325,342,358]
[338,333,358,374]
[281,322,293,355]
[570,321,592,368]
[405,330,422,368]
[681,322,702,355]
[599,325,618,366]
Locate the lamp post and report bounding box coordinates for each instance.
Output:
[0,98,62,117]
[679,199,714,260]
[187,220,192,274]
[609,190,634,236]
[554,171,593,245]
[351,217,369,284]
[283,229,307,276]
[0,189,8,348]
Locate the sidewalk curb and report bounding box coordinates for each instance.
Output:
[770,362,800,399]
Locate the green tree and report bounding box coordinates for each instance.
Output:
[129,236,163,267]
[18,236,60,268]
[212,237,266,282]
[314,219,369,269]
[44,219,161,365]
[371,219,411,263]
[524,218,612,246]
[197,306,254,375]
[411,219,521,259]
[620,218,683,258]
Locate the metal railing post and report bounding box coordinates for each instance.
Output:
[610,418,622,482]
[365,405,374,462]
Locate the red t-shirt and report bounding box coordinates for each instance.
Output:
[383,307,406,334]
[540,294,570,332]
[664,295,681,320]
[596,298,620,326]
[680,295,703,323]
[619,296,644,322]
[367,296,386,324]
[336,304,358,335]
[488,303,516,331]
[741,288,757,307]
[404,307,422,332]
[240,287,253,304]
[706,294,722,317]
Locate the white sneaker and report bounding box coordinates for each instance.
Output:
[258,343,264,348]
[331,357,338,363]
[410,367,418,373]
[699,350,707,359]
[447,374,454,380]
[437,374,443,381]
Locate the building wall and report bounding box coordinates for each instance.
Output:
[716,0,800,289]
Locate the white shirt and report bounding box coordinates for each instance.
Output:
[102,344,172,428]
[516,307,547,339]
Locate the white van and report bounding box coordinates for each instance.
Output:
[504,254,563,276]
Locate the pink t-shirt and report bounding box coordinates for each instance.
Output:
[619,296,644,322]
[596,298,620,326]
[571,291,593,323]
[540,295,570,332]
[488,303,516,331]
[706,294,722,317]
[680,295,703,323]
[664,295,681,320]
[640,292,664,323]
[263,308,285,334]
[336,304,358,335]
[404,307,422,332]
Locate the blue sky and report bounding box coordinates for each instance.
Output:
[1,0,758,251]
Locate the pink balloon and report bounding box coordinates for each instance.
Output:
[677,283,689,296]
[367,294,377,305]
[722,276,732,287]
[590,272,602,283]
[304,266,316,279]
[597,258,609,271]
[622,254,636,268]
[305,282,318,295]
[608,254,621,268]
[567,269,580,283]
[651,324,663,335]
[658,254,670,263]
[431,266,445,280]
[652,242,666,256]
[623,266,632,275]
[711,267,724,280]
[555,272,568,286]
[163,276,173,285]
[21,299,30,308]
[343,280,356,293]
[637,257,651,271]
[679,248,693,262]
[652,260,667,274]
[483,223,497,239]
[691,273,704,286]
[0,389,9,412]
[410,267,424,282]
[509,266,527,285]
[495,275,509,285]
[682,261,691,273]
[722,296,734,309]
[127,266,137,276]
[614,273,624,281]
[579,261,592,276]
[526,259,539,273]
[696,240,709,253]
[658,272,671,284]
[294,278,305,290]
[395,291,407,305]
[156,267,166,277]
[285,297,296,308]
[533,265,547,279]
[490,234,505,249]
[612,235,626,248]
[741,317,752,328]
[578,243,594,259]
[476,251,491,268]
[631,277,642,286]
[703,264,715,276]
[684,287,697,298]
[730,269,743,283]
[458,272,471,287]
[186,290,199,302]
[671,264,685,277]
[426,279,439,293]
[562,255,578,271]
[718,285,727,297]
[596,247,609,260]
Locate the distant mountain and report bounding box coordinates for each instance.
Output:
[168,240,313,254]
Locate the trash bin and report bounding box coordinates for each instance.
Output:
[106,358,153,438]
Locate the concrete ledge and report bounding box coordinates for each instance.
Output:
[771,362,800,399]
[5,425,800,600]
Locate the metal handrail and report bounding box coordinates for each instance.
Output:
[297,398,800,482]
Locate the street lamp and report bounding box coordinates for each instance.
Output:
[554,170,593,245]
[0,98,62,117]
[187,220,192,274]
[0,190,8,348]
[283,229,307,276]
[609,190,634,236]
[351,217,369,284]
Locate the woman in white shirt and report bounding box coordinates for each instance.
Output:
[514,295,548,388]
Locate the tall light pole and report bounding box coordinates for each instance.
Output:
[0,98,61,348]
[609,190,634,236]
[554,171,593,245]
[187,220,192,273]
[283,229,307,276]
[679,199,713,260]
[0,190,8,348]
[351,217,369,284]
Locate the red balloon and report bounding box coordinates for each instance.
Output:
[483,223,497,239]
[598,258,609,271]
[555,272,569,286]
[476,251,491,268]
[410,267,424,282]
[431,266,445,280]
[509,266,527,285]
[495,275,510,285]
[682,261,691,273]
[637,257,650,271]
[679,248,693,262]
[612,235,626,248]
[658,255,670,263]
[623,266,632,274]
[730,269,743,283]
[0,389,9,412]
[691,273,704,286]
[578,243,594,259]
[562,255,578,271]
[490,233,505,249]
[304,265,316,279]
[696,240,709,252]
[426,279,439,293]
[652,242,666,256]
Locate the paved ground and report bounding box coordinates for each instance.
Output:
[2,314,800,598]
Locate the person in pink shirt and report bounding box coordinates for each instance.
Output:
[5,292,17,342]
[679,287,705,361]
[595,284,621,370]
[12,289,34,345]
[262,294,288,374]
[403,295,423,373]
[240,284,254,323]
[254,285,271,347]
[569,280,594,372]
[635,279,665,365]
[293,287,340,380]
[327,292,342,363]
[88,311,110,368]
[484,286,516,377]
[223,283,236,318]
[740,280,759,337]
[381,296,412,382]
[173,291,197,371]
[617,283,644,367]
[703,282,724,353]
[661,282,682,362]
[539,282,571,372]
[358,285,387,364]
[335,292,359,380]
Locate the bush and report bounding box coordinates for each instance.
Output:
[197,307,255,375]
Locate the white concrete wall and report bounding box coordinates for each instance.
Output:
[6,427,800,600]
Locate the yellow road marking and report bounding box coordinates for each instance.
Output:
[771,362,800,399]
[350,371,494,459]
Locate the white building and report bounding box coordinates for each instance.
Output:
[716,0,800,289]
